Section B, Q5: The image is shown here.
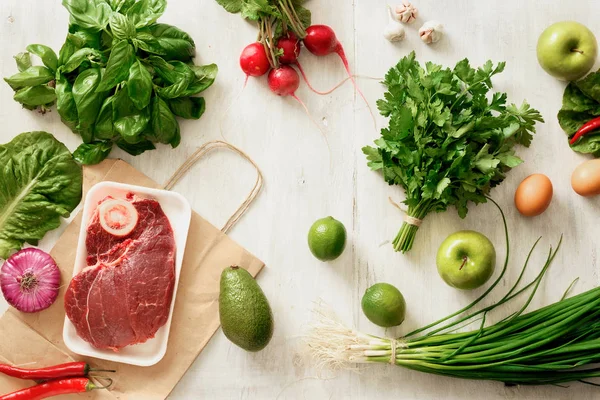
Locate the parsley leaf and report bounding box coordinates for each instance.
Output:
[363,52,543,253]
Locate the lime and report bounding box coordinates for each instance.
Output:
[361,283,406,327]
[307,216,347,261]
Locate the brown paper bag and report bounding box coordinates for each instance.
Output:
[0,142,264,399]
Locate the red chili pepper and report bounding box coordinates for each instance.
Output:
[0,362,113,381]
[0,377,112,400]
[569,116,600,145]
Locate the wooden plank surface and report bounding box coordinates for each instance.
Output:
[1,1,599,399]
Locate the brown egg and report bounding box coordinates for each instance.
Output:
[572,159,600,197]
[514,174,553,217]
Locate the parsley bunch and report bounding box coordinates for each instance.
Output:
[363,52,543,253]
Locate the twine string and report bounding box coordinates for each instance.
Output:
[163,140,263,233]
[388,197,423,227]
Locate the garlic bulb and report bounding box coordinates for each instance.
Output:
[394,1,418,24]
[419,20,444,44]
[384,5,406,42]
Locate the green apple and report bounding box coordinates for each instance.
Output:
[537,21,597,81]
[436,230,496,290]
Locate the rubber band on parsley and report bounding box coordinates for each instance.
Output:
[363,52,543,253]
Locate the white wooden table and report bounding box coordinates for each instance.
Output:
[1,1,600,399]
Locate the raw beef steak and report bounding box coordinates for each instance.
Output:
[65,194,176,351]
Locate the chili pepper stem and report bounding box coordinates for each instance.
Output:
[88,377,113,391]
[88,368,117,374]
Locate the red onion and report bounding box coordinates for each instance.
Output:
[1,248,60,313]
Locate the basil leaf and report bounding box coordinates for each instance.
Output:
[150,59,194,85]
[68,25,103,49]
[94,95,118,139]
[0,131,82,258]
[61,48,104,74]
[107,0,125,10]
[4,66,54,90]
[132,32,167,55]
[155,62,194,99]
[13,85,56,107]
[14,52,32,72]
[73,68,106,143]
[62,0,112,31]
[109,13,136,40]
[168,97,205,119]
[127,0,166,28]
[115,111,151,143]
[150,96,179,146]
[116,138,156,155]
[147,23,195,61]
[170,123,181,147]
[126,0,167,28]
[58,38,77,66]
[147,55,175,81]
[96,40,135,92]
[55,74,79,131]
[180,64,218,96]
[58,25,102,67]
[112,87,150,141]
[26,44,59,72]
[127,60,153,109]
[73,141,113,165]
[112,85,137,120]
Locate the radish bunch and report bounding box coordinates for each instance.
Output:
[241,25,369,105]
[216,0,375,133]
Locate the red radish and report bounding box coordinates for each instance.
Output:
[303,25,340,56]
[98,198,138,237]
[277,35,301,64]
[303,25,376,127]
[223,42,270,140]
[277,35,345,96]
[239,42,271,79]
[268,65,301,97]
[268,65,330,153]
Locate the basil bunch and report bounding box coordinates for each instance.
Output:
[4,0,217,165]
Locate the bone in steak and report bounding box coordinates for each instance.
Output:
[65,194,176,351]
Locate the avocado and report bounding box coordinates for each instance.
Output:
[219,266,274,352]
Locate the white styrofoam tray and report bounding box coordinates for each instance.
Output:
[63,181,191,367]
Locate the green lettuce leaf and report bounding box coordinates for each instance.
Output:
[0,131,82,259]
[558,69,600,156]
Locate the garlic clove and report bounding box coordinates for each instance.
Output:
[394,1,418,24]
[384,22,406,42]
[384,5,406,42]
[419,20,444,44]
